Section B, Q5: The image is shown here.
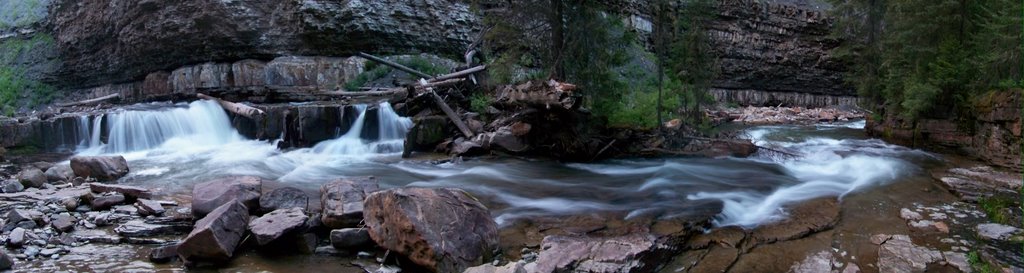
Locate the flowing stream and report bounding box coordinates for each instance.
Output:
[64,101,936,228]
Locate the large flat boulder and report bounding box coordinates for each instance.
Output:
[192,176,262,217]
[177,201,250,263]
[320,177,379,229]
[70,156,130,182]
[532,233,672,273]
[363,187,499,273]
[259,187,308,213]
[45,164,75,183]
[248,208,308,245]
[747,197,840,246]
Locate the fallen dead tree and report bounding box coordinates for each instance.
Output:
[197,93,265,119]
[58,93,121,107]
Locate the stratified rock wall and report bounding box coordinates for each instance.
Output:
[47,0,480,89]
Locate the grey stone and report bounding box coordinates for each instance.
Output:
[464,262,527,273]
[9,227,27,247]
[50,214,75,232]
[89,183,152,199]
[70,156,130,182]
[135,199,165,216]
[89,192,126,210]
[258,187,308,213]
[976,223,1022,241]
[1,179,24,193]
[177,201,250,262]
[248,208,308,245]
[330,228,374,250]
[149,244,178,263]
[877,234,943,273]
[0,249,13,270]
[8,209,44,225]
[191,176,262,217]
[45,164,75,183]
[17,168,47,188]
[533,233,671,273]
[320,177,379,229]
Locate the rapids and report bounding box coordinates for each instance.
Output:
[63,101,935,228]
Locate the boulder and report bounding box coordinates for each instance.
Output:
[320,177,380,229]
[50,214,76,232]
[17,168,46,188]
[8,228,26,247]
[464,262,527,273]
[70,156,130,181]
[533,233,671,273]
[90,183,153,199]
[192,176,262,217]
[135,199,166,216]
[89,192,126,210]
[293,233,318,254]
[150,244,179,263]
[0,249,12,270]
[45,164,75,182]
[363,187,499,273]
[259,187,308,213]
[177,201,250,263]
[330,228,374,250]
[115,219,191,237]
[0,179,24,193]
[248,208,308,245]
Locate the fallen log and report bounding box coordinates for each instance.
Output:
[430,91,475,138]
[356,52,433,79]
[197,93,265,119]
[58,93,120,107]
[431,65,486,82]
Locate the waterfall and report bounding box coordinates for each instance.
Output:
[76,100,244,155]
[311,102,413,155]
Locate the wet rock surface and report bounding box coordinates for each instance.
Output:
[69,156,129,182]
[17,168,47,188]
[531,233,671,273]
[320,177,379,229]
[89,183,152,200]
[191,176,262,217]
[258,186,308,213]
[363,187,499,273]
[330,228,374,250]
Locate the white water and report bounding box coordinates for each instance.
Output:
[68,102,925,228]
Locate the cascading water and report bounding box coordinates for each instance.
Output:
[76,100,244,155]
[309,102,412,155]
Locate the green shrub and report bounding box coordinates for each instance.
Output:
[978,196,1016,225]
[470,92,491,114]
[345,56,449,90]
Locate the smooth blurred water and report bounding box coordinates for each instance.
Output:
[70,101,936,228]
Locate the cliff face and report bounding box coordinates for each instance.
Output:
[1,0,849,109]
[48,0,480,89]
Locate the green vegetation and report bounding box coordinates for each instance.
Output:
[470,92,492,114]
[967,251,999,273]
[0,0,48,29]
[345,56,450,90]
[0,34,57,115]
[481,0,718,130]
[828,0,1023,123]
[977,196,1015,225]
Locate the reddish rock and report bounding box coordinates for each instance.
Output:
[178,201,250,263]
[45,164,75,183]
[70,156,130,182]
[330,228,374,250]
[17,168,46,188]
[748,198,840,246]
[135,199,166,216]
[89,192,126,210]
[533,233,672,273]
[363,187,499,273]
[320,177,379,229]
[192,176,262,217]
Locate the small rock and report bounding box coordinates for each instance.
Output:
[248,208,308,245]
[789,251,834,273]
[39,248,59,256]
[89,183,152,199]
[70,156,129,182]
[259,187,308,213]
[114,220,189,237]
[50,214,75,232]
[17,168,47,188]
[135,199,165,216]
[113,205,138,215]
[314,246,344,256]
[899,208,922,221]
[89,192,126,210]
[877,234,942,273]
[976,223,1022,241]
[149,244,178,263]
[464,261,527,273]
[8,209,44,225]
[942,251,970,272]
[330,228,374,250]
[9,227,26,246]
[191,176,262,217]
[59,197,80,211]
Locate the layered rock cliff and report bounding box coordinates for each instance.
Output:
[0,0,852,111]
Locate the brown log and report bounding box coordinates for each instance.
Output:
[356,52,433,79]
[197,93,265,119]
[58,93,120,107]
[430,91,474,138]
